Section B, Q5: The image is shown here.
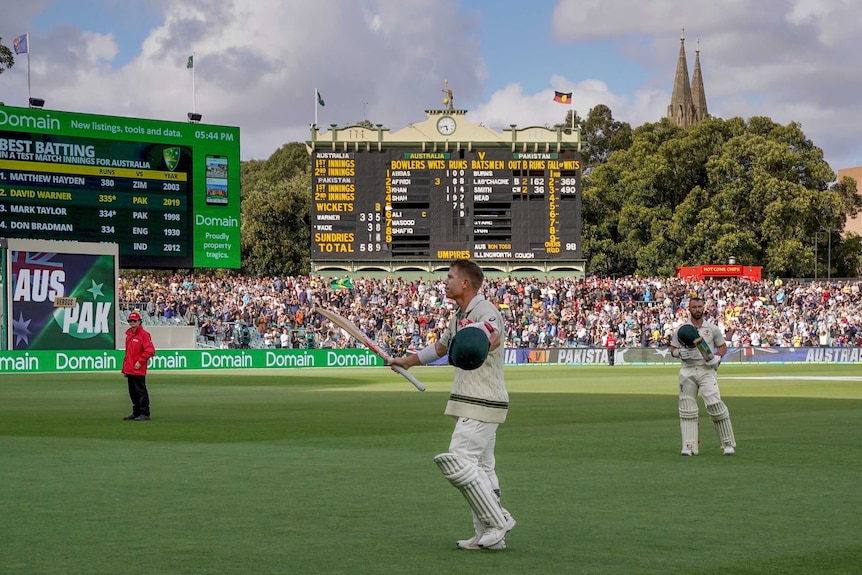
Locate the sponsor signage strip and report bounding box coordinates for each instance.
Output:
[1,347,861,374]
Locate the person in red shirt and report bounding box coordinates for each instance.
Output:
[122,311,156,421]
[605,331,617,366]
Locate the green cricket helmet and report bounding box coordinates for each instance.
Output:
[677,324,700,348]
[448,324,491,370]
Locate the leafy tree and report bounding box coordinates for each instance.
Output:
[580,104,633,167]
[583,115,857,278]
[240,143,311,275]
[554,109,583,136]
[240,168,310,276]
[0,38,14,76]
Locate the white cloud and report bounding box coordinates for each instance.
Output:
[3,0,861,171]
[2,0,485,160]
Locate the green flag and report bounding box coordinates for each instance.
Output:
[187,55,194,69]
[317,90,325,107]
[330,278,353,290]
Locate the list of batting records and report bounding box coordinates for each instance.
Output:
[0,133,191,257]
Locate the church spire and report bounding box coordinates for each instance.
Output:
[668,27,695,127]
[667,27,708,128]
[691,38,708,123]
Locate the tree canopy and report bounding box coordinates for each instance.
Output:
[583,115,860,277]
[239,143,311,276]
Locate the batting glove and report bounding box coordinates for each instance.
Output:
[678,347,701,361]
[705,355,722,369]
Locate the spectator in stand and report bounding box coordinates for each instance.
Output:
[214,319,226,346]
[185,304,199,326]
[201,319,215,346]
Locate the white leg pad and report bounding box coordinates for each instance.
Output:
[679,397,699,453]
[706,401,735,447]
[434,453,506,530]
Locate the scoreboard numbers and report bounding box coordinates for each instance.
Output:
[311,149,582,261]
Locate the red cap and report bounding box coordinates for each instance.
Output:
[128,311,141,321]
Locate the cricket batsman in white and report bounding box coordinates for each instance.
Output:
[388,259,515,550]
[669,297,737,456]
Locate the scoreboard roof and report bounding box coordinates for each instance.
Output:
[306,109,583,153]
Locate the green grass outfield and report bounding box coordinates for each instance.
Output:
[1,364,861,575]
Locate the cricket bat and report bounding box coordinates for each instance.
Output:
[314,305,426,392]
[692,336,714,361]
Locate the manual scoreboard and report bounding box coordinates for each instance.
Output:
[311,149,582,261]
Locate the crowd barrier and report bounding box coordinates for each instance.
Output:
[1,347,860,374]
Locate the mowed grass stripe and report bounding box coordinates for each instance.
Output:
[1,364,860,574]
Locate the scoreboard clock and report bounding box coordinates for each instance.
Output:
[311,147,582,262]
[436,116,457,135]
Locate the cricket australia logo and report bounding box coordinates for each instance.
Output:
[163,147,181,171]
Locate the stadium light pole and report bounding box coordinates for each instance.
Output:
[819,226,835,281]
[814,231,820,281]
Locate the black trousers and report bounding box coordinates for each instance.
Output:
[608,348,615,366]
[126,374,150,416]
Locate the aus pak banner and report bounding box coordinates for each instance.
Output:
[7,242,118,351]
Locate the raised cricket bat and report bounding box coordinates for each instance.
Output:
[314,305,426,392]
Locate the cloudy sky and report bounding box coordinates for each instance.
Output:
[2,0,861,174]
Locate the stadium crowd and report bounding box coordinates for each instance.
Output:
[118,273,862,352]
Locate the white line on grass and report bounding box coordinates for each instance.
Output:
[723,376,862,381]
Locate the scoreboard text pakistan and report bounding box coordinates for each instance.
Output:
[311,149,582,261]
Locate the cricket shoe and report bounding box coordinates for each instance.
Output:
[457,535,506,550]
[477,514,516,549]
[681,449,699,456]
[722,444,735,456]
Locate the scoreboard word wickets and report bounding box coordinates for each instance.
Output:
[311,149,582,261]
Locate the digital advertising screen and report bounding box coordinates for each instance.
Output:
[0,106,240,268]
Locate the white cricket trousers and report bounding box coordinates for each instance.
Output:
[449,417,501,492]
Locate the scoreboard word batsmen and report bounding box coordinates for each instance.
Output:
[311,149,582,261]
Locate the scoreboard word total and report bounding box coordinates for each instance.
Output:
[311,149,582,261]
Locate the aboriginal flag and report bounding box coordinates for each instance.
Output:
[554,91,572,104]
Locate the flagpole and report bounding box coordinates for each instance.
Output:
[314,88,318,127]
[26,33,31,101]
[571,98,574,132]
[192,52,196,114]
